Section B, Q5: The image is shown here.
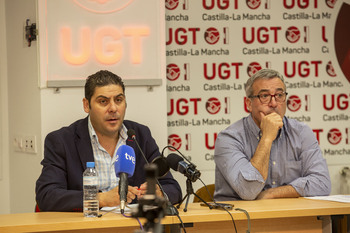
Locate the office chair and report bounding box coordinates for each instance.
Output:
[193,184,215,203]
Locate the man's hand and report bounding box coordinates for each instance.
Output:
[138,182,164,198]
[98,186,139,207]
[260,112,283,141]
[256,188,275,200]
[250,112,283,181]
[256,185,300,200]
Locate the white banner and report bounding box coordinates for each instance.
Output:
[165,0,350,171]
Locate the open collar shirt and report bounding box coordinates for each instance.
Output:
[214,114,331,201]
[88,116,127,192]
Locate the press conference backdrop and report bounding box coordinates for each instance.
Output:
[165,0,350,174]
[37,0,350,185]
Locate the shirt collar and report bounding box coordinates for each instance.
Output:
[247,114,261,140]
[87,116,127,144]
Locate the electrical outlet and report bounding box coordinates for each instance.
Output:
[24,135,37,154]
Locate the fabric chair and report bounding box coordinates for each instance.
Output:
[193,184,215,203]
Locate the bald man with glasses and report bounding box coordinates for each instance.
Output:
[214,69,331,201]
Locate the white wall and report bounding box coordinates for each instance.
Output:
[0,0,11,215]
[5,0,42,213]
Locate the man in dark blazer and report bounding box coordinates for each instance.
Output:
[35,70,182,212]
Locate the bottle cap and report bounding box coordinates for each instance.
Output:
[86,162,95,168]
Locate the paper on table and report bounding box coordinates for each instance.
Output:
[100,204,138,214]
[304,195,350,203]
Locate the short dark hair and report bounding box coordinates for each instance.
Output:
[84,70,125,103]
[245,69,286,97]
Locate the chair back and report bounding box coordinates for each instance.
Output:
[193,184,215,203]
[35,204,40,212]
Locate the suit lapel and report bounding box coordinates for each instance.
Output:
[76,117,94,170]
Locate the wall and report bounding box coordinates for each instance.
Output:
[5,0,43,213]
[0,0,11,214]
[1,0,169,214]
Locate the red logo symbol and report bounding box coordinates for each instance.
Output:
[286,26,301,43]
[73,0,135,14]
[247,62,262,77]
[206,98,221,114]
[326,0,337,8]
[246,0,261,9]
[326,61,337,77]
[167,64,181,81]
[327,128,342,145]
[204,27,220,45]
[287,95,302,112]
[168,134,182,150]
[165,0,180,10]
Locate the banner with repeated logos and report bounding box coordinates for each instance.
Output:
[165,0,350,175]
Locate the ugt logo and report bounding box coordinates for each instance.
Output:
[327,128,342,145]
[204,27,229,45]
[204,27,220,45]
[206,98,221,114]
[167,64,181,81]
[165,0,180,10]
[166,0,188,10]
[247,62,262,77]
[168,134,191,151]
[167,63,190,81]
[287,95,311,112]
[287,95,302,112]
[205,97,230,114]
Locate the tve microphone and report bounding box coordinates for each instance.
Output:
[166,153,201,182]
[115,145,136,214]
[127,129,177,216]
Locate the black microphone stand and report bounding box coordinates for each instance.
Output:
[161,190,179,216]
[128,131,177,216]
[162,145,213,212]
[177,177,212,212]
[133,164,166,233]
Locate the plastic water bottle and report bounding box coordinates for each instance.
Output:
[83,162,99,217]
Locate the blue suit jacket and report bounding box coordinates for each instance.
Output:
[35,117,182,211]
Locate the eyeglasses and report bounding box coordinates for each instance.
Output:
[249,91,288,104]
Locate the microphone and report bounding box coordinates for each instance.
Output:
[151,156,170,178]
[166,153,201,182]
[115,145,136,214]
[127,129,148,163]
[127,129,170,178]
[127,129,177,216]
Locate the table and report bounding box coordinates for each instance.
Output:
[176,198,349,233]
[0,198,349,233]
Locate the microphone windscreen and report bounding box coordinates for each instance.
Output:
[115,145,136,177]
[151,156,170,177]
[127,129,136,138]
[166,153,183,172]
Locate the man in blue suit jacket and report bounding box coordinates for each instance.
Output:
[35,70,182,212]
